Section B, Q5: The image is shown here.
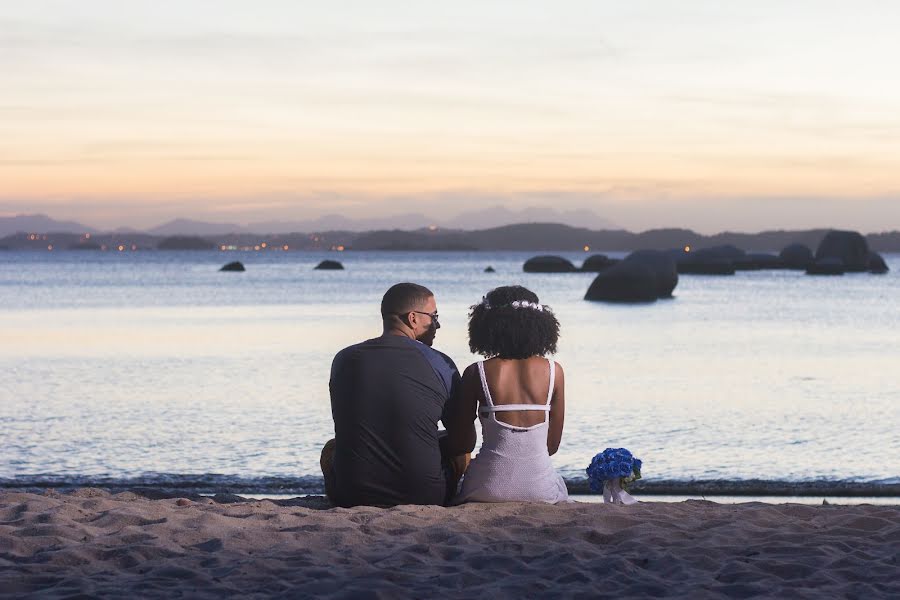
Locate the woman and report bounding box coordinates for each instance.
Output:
[450,285,568,504]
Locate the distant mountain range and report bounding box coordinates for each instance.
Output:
[2,214,899,252]
[0,214,99,236]
[0,207,617,237]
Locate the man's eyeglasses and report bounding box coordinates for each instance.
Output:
[411,310,439,323]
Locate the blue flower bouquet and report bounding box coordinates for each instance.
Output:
[586,448,642,505]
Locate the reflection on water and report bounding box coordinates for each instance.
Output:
[1,251,898,483]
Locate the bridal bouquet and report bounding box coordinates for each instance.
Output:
[586,448,642,505]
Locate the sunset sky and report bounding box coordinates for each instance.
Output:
[2,1,899,232]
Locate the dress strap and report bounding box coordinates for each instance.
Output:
[476,360,494,406]
[546,358,555,406]
[545,358,555,424]
[480,404,551,413]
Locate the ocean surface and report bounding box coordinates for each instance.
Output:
[1,250,898,494]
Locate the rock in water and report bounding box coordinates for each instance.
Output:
[806,258,845,275]
[484,266,496,273]
[580,254,617,272]
[623,250,678,297]
[779,244,814,269]
[523,255,577,273]
[671,245,743,275]
[868,252,889,274]
[315,260,344,270]
[584,262,658,303]
[744,253,785,270]
[219,261,245,272]
[815,230,870,272]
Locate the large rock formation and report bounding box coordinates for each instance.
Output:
[806,258,844,276]
[523,255,577,273]
[584,261,658,303]
[623,250,678,297]
[314,260,344,270]
[815,230,870,272]
[672,247,737,275]
[580,254,617,272]
[779,244,814,270]
[868,252,889,274]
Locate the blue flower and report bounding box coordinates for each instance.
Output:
[586,448,643,489]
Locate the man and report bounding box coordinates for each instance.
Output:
[322,282,467,507]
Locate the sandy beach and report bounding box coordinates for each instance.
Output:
[0,489,897,598]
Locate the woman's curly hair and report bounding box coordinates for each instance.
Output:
[468,285,559,359]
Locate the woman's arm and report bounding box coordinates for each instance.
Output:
[547,361,565,456]
[441,363,480,456]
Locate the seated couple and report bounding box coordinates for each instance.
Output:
[321,282,568,507]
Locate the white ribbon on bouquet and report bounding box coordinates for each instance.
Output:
[603,478,638,505]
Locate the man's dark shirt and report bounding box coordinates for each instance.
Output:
[329,334,460,507]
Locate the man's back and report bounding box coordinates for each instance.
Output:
[329,334,456,507]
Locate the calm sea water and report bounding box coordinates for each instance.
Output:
[1,251,898,490]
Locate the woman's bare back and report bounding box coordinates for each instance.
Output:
[480,356,560,428]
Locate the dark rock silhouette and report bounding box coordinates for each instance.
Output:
[779,244,814,269]
[698,245,747,261]
[671,245,742,275]
[158,236,216,250]
[815,230,870,272]
[677,259,736,275]
[484,266,496,273]
[523,255,577,273]
[624,250,678,297]
[580,254,616,272]
[584,262,658,303]
[315,260,344,270]
[806,258,845,275]
[219,261,245,272]
[744,253,785,270]
[868,252,889,274]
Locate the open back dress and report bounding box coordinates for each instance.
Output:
[455,358,569,504]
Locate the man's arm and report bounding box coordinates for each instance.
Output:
[440,363,478,456]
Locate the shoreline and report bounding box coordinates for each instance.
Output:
[3,476,899,499]
[2,488,898,598]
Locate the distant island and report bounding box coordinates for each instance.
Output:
[1,222,899,252]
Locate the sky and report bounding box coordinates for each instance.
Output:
[2,0,899,233]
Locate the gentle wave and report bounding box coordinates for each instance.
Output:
[2,474,898,497]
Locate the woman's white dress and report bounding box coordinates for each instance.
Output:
[455,358,569,504]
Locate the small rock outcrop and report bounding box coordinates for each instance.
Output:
[806,258,844,275]
[744,253,785,270]
[315,260,344,270]
[868,252,889,274]
[523,255,577,273]
[484,266,496,273]
[779,244,814,269]
[580,254,617,272]
[815,230,870,272]
[584,261,659,303]
[624,250,678,297]
[219,261,245,272]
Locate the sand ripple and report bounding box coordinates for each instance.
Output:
[0,490,898,598]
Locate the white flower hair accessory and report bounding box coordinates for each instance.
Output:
[510,300,544,311]
[479,298,551,312]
